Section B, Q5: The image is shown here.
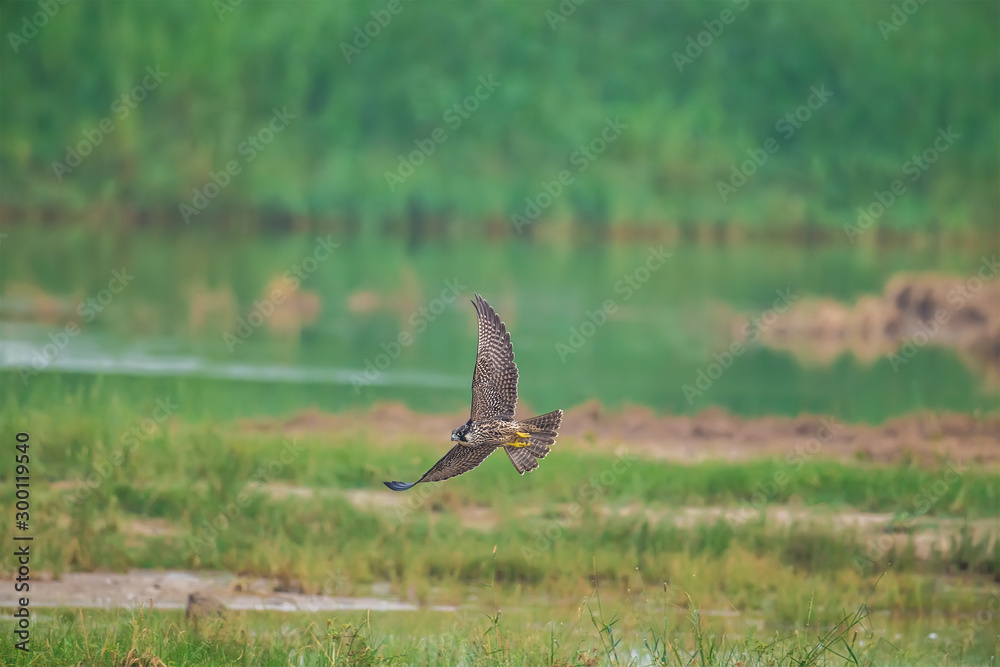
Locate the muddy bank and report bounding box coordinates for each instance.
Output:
[0,570,455,613]
[241,401,1000,465]
[741,270,1000,383]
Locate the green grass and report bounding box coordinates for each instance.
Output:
[0,397,997,663]
[0,573,996,666]
[1,403,997,623]
[2,389,999,522]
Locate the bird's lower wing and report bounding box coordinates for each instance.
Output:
[383,444,498,491]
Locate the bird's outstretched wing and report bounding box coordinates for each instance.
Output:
[469,293,518,421]
[383,444,498,491]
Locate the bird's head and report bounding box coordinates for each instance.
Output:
[451,422,471,442]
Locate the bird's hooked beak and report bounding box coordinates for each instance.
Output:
[451,432,458,441]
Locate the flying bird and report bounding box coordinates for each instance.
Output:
[384,293,563,491]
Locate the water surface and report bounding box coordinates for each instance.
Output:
[1,230,993,422]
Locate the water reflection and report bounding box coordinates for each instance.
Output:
[0,326,464,389]
[1,234,996,420]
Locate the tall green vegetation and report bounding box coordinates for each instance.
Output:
[2,1,996,238]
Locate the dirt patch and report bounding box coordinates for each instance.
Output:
[125,519,179,537]
[0,570,455,613]
[240,402,999,466]
[743,271,1000,385]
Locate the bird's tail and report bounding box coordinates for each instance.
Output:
[519,409,563,447]
[505,409,562,475]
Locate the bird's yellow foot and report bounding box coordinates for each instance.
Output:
[511,431,532,447]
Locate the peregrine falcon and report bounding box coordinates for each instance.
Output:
[384,293,563,491]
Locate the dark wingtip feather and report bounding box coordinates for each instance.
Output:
[473,293,486,316]
[384,481,417,491]
[476,295,503,333]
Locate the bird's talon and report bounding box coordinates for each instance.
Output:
[512,431,532,447]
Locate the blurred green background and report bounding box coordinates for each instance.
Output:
[1,1,997,421]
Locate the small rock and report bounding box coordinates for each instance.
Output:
[186,592,226,621]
